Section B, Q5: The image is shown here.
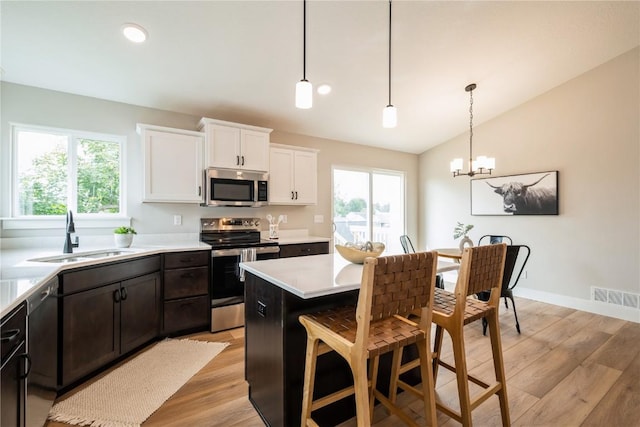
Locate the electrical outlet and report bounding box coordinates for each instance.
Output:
[314,214,324,223]
[173,215,182,226]
[522,270,528,279]
[281,215,287,224]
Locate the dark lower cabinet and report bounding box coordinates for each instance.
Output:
[59,256,161,388]
[1,303,28,427]
[278,242,329,258]
[162,251,210,335]
[245,273,359,427]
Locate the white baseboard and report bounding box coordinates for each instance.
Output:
[514,287,640,323]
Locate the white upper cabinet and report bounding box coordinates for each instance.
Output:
[137,124,204,203]
[198,118,272,172]
[269,144,318,205]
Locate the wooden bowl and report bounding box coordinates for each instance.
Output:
[335,243,385,264]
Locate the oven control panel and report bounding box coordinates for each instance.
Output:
[201,217,261,232]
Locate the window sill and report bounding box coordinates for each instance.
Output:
[2,216,132,230]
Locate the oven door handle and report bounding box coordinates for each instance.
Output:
[211,246,280,257]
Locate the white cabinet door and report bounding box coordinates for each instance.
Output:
[204,125,241,169]
[240,129,270,171]
[292,150,317,205]
[269,147,295,204]
[268,145,317,205]
[140,126,204,203]
[200,118,271,171]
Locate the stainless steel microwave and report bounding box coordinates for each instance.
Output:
[203,168,268,207]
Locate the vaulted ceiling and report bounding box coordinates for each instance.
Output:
[2,1,638,153]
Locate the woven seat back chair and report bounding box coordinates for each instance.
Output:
[299,252,439,427]
[431,243,509,426]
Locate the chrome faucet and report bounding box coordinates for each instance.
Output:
[63,210,79,253]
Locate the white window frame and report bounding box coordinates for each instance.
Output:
[6,123,129,230]
[331,164,406,252]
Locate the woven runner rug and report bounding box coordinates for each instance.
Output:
[48,339,229,427]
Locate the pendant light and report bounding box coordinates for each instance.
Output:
[450,83,495,177]
[382,0,397,128]
[295,0,312,109]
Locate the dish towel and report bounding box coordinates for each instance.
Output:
[238,248,256,282]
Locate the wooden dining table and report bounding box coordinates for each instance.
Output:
[433,247,463,261]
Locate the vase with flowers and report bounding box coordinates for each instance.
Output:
[453,222,474,252]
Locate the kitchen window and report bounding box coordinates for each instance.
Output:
[11,124,125,223]
[332,167,405,254]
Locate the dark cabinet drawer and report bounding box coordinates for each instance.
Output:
[164,251,209,269]
[60,255,161,294]
[279,242,329,258]
[163,296,209,334]
[164,266,209,300]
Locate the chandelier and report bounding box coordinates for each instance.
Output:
[450,83,495,177]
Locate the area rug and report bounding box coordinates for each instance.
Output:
[48,339,229,427]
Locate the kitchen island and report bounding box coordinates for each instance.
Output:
[241,253,420,427]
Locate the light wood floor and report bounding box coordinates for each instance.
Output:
[46,297,640,426]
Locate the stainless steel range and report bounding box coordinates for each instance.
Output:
[200,218,279,332]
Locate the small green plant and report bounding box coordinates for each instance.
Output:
[453,222,473,240]
[114,226,137,235]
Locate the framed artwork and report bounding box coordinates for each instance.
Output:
[471,171,559,216]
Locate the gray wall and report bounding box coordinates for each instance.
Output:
[418,47,639,320]
[0,82,419,242]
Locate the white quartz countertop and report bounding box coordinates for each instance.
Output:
[240,253,363,299]
[1,240,210,318]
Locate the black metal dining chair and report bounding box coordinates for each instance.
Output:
[477,244,531,334]
[478,235,513,246]
[399,234,416,254]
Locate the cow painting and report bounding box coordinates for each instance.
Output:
[471,171,559,215]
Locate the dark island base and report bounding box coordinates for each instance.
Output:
[245,273,421,426]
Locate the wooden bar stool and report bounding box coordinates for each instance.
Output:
[389,244,509,426]
[298,252,439,427]
[433,243,509,426]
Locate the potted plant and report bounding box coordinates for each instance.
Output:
[453,222,474,251]
[114,226,137,248]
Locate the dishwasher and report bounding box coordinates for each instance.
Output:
[26,276,58,427]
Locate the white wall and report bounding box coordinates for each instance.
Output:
[419,47,640,321]
[0,83,418,244]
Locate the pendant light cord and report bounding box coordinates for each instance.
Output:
[303,0,307,81]
[388,0,392,106]
[469,87,473,164]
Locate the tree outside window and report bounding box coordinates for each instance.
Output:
[14,126,123,217]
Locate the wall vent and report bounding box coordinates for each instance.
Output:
[592,287,640,309]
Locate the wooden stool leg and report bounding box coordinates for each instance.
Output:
[432,324,445,384]
[388,347,404,404]
[351,356,372,427]
[487,313,511,426]
[449,325,472,427]
[300,336,319,427]
[417,338,437,426]
[368,355,380,421]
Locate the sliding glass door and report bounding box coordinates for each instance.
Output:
[332,167,405,254]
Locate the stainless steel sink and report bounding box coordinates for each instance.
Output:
[29,249,134,263]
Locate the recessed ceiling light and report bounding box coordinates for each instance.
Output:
[122,23,148,43]
[317,84,331,95]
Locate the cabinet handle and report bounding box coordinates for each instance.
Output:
[19,353,32,380]
[113,289,121,303]
[236,155,240,165]
[198,186,202,196]
[1,328,20,343]
[181,273,194,279]
[291,191,295,200]
[295,191,298,200]
[241,156,245,166]
[120,288,128,301]
[180,258,194,263]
